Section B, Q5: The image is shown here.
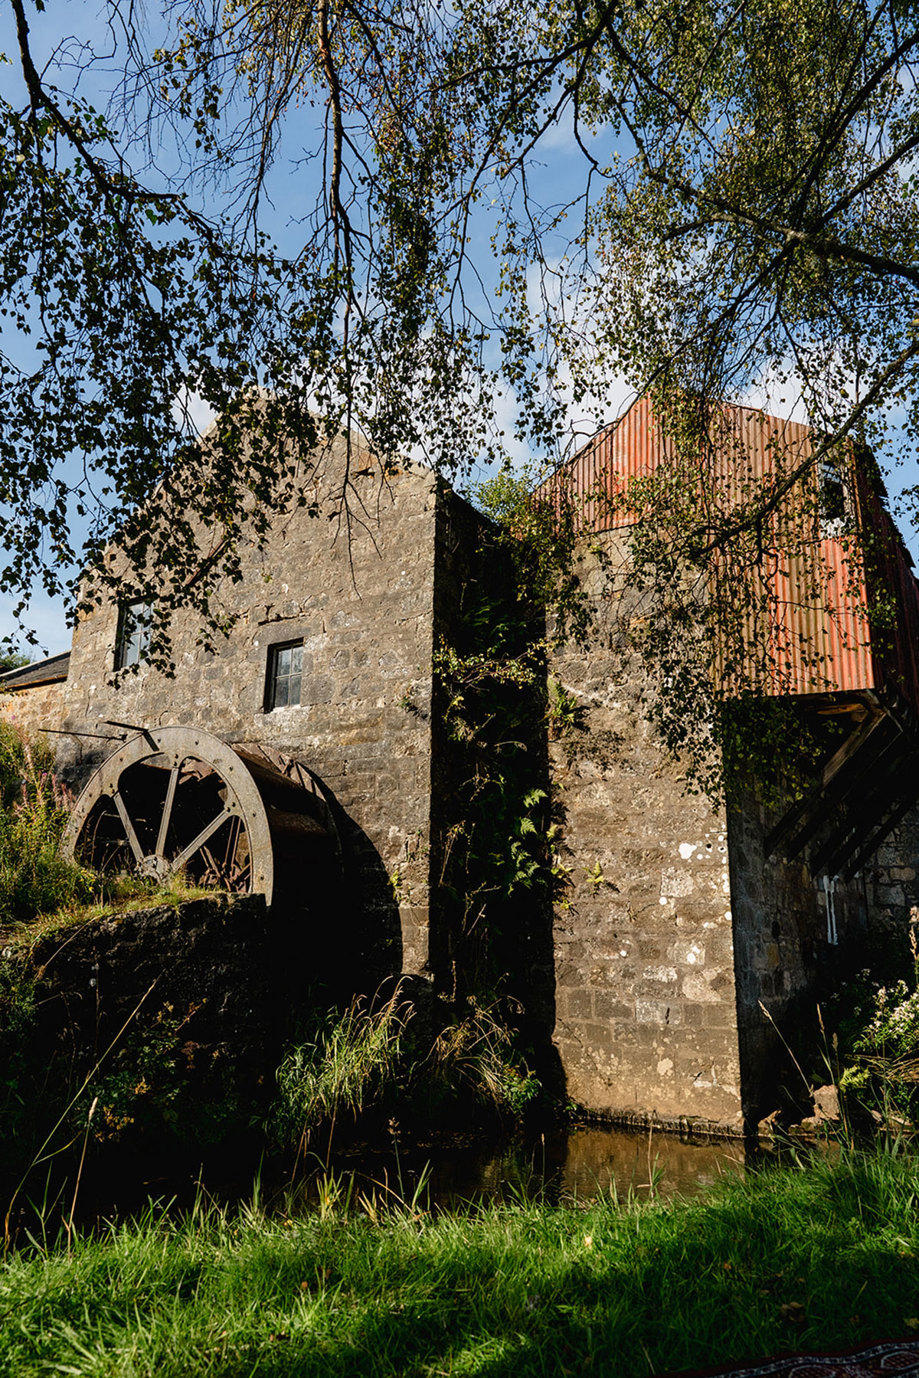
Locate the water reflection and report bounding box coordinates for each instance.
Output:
[300,1123,746,1211]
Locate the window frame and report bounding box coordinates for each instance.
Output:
[817,452,853,539]
[115,599,153,671]
[264,638,304,711]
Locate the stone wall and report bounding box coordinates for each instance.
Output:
[545,534,919,1130]
[428,483,493,993]
[428,489,556,1035]
[726,793,871,1123]
[58,436,447,987]
[548,547,744,1130]
[864,807,919,972]
[0,680,67,739]
[0,894,279,1188]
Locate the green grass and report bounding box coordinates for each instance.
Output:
[1,1146,918,1376]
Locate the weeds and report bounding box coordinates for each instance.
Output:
[427,997,542,1116]
[270,991,412,1152]
[837,979,919,1125]
[0,725,95,926]
[4,877,215,956]
[0,964,39,1149]
[269,993,543,1157]
[3,978,160,1245]
[827,934,919,1129]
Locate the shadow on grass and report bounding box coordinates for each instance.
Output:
[3,1152,918,1378]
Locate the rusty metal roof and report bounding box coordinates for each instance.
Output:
[538,401,919,710]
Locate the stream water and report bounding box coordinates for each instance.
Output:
[1,1122,794,1241]
[291,1123,748,1212]
[2,1121,763,1242]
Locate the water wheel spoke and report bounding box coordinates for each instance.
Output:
[155,763,181,859]
[199,844,222,886]
[222,816,239,869]
[225,832,252,891]
[110,789,144,865]
[197,823,250,890]
[170,807,232,875]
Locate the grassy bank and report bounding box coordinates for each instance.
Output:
[1,1147,918,1377]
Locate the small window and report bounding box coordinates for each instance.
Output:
[819,454,850,536]
[266,640,303,710]
[115,600,153,670]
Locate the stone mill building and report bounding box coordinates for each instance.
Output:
[4,407,919,1135]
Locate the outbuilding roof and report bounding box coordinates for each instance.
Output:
[0,652,71,691]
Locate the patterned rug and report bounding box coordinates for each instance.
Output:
[669,1339,919,1377]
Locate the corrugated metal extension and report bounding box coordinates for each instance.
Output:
[537,400,919,711]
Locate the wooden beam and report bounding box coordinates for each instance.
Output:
[842,759,919,880]
[794,725,903,864]
[813,746,917,877]
[766,710,892,859]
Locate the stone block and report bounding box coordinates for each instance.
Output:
[700,1004,735,1030]
[682,969,726,1004]
[564,987,594,1019]
[636,999,681,1026]
[592,992,634,1021]
[668,939,707,967]
[638,938,668,961]
[582,1021,616,1052]
[638,967,679,990]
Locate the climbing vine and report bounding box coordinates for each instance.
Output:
[426,476,589,1008]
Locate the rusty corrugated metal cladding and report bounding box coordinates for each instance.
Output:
[857,470,919,714]
[538,399,919,708]
[538,395,660,530]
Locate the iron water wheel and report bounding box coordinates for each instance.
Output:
[61,726,277,902]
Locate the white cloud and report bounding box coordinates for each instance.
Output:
[740,360,810,424]
[559,364,637,456]
[172,387,217,437]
